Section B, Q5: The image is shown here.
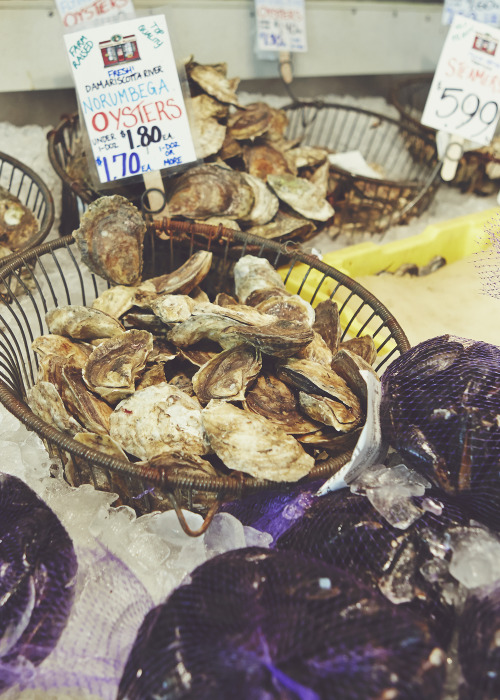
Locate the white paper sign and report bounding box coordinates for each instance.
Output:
[442,0,500,27]
[255,0,307,52]
[421,15,500,146]
[56,0,135,29]
[64,15,197,184]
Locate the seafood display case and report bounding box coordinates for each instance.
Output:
[0,151,55,265]
[391,75,500,194]
[0,220,409,534]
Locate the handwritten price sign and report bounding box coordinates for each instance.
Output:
[64,15,197,184]
[421,15,500,146]
[442,0,500,26]
[55,0,135,29]
[255,0,307,52]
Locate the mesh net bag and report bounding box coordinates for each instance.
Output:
[381,334,500,531]
[118,546,446,700]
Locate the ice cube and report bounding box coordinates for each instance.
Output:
[449,526,500,588]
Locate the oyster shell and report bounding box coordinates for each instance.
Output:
[186,60,240,106]
[299,391,362,432]
[313,299,341,355]
[227,102,274,140]
[150,294,197,324]
[27,380,82,435]
[239,172,279,226]
[233,254,285,303]
[167,165,254,220]
[309,159,330,199]
[340,335,378,365]
[244,373,320,434]
[92,285,137,319]
[297,426,362,452]
[285,145,328,171]
[61,363,113,434]
[192,344,262,403]
[178,340,222,367]
[135,363,167,391]
[83,329,153,403]
[245,209,316,241]
[242,143,293,180]
[46,306,125,341]
[0,185,38,250]
[219,319,314,358]
[295,330,334,367]
[202,400,315,482]
[267,173,334,222]
[70,432,130,495]
[190,94,227,158]
[137,251,213,295]
[109,382,209,461]
[73,195,147,285]
[256,293,315,326]
[32,334,92,367]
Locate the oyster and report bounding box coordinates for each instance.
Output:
[233,254,286,303]
[244,372,320,434]
[340,335,378,365]
[92,285,137,319]
[140,251,213,295]
[186,60,240,106]
[285,145,329,171]
[135,363,167,391]
[167,164,254,220]
[73,195,147,285]
[313,299,342,355]
[242,143,293,180]
[46,305,125,341]
[255,293,315,326]
[190,94,227,158]
[32,334,92,367]
[192,344,262,403]
[239,172,279,226]
[299,391,362,432]
[295,330,334,367]
[227,102,274,141]
[245,209,316,241]
[0,185,38,251]
[202,400,315,482]
[150,294,197,323]
[83,329,153,403]
[27,380,82,435]
[71,431,129,494]
[109,382,209,461]
[267,173,335,222]
[219,319,314,358]
[61,363,113,434]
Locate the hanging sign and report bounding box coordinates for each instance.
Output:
[255,0,307,52]
[442,0,500,27]
[421,15,500,147]
[55,0,135,30]
[64,15,197,185]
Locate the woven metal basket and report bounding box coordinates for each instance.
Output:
[0,221,410,534]
[0,151,55,264]
[283,101,441,237]
[390,75,500,195]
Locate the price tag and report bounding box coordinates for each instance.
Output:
[55,0,135,30]
[442,0,500,27]
[255,0,307,52]
[64,15,197,184]
[421,15,500,147]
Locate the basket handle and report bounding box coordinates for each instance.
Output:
[166,492,222,537]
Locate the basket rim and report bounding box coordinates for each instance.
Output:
[0,150,55,263]
[389,76,500,166]
[0,225,410,498]
[282,99,440,188]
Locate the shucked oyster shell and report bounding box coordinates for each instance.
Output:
[267,173,334,222]
[109,382,209,461]
[167,164,254,221]
[202,400,315,482]
[192,344,262,403]
[73,195,147,286]
[83,329,153,403]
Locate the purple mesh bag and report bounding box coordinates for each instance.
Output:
[0,473,77,691]
[381,335,500,530]
[118,547,447,700]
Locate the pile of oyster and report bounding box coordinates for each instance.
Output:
[26,197,378,510]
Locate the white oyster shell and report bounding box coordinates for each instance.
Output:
[233,255,285,303]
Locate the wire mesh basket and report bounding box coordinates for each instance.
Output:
[0,151,55,265]
[390,75,500,195]
[283,101,441,237]
[0,221,409,534]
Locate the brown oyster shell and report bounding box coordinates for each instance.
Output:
[298,391,362,432]
[313,299,341,355]
[219,319,314,358]
[256,294,315,326]
[242,143,293,180]
[92,285,137,319]
[285,145,328,171]
[340,335,378,365]
[150,294,197,324]
[83,329,153,403]
[32,334,92,367]
[233,254,286,303]
[192,344,262,403]
[46,306,125,341]
[245,209,316,241]
[295,330,334,367]
[121,312,167,334]
[244,373,320,434]
[0,185,38,250]
[190,94,228,158]
[137,251,213,295]
[227,102,274,140]
[71,432,130,496]
[297,427,361,452]
[186,61,240,106]
[73,195,147,285]
[178,340,221,367]
[244,287,291,307]
[60,364,113,435]
[27,380,82,436]
[239,172,279,226]
[109,382,209,461]
[166,165,254,221]
[135,363,167,391]
[202,400,315,482]
[167,370,196,396]
[267,173,335,222]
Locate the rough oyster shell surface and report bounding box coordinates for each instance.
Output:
[109,382,209,461]
[46,306,125,341]
[202,400,315,482]
[73,195,147,285]
[267,173,335,222]
[192,344,262,403]
[0,185,39,250]
[233,255,285,303]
